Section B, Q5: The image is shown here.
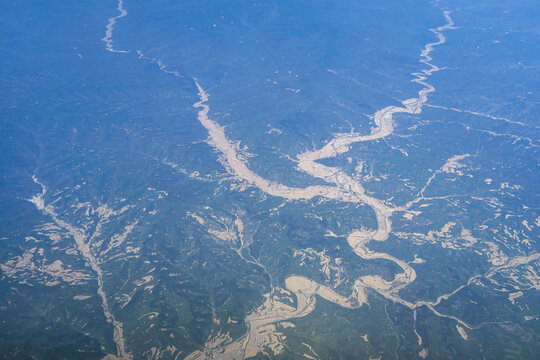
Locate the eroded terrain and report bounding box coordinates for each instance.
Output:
[1,0,538,359]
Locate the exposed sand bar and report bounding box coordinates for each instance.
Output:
[186,275,368,360]
[193,80,348,202]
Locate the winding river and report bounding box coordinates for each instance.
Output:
[99,2,539,358]
[186,10,462,359]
